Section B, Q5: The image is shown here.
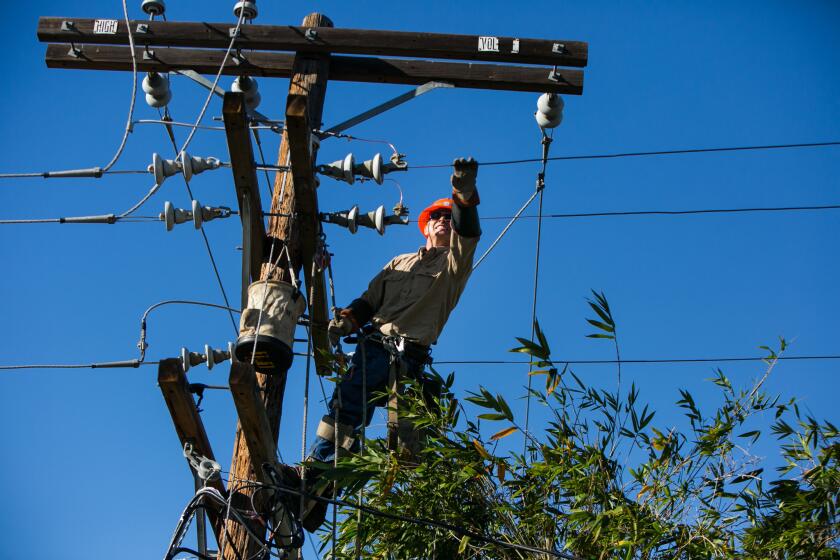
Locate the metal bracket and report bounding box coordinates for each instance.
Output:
[229,27,241,38]
[67,44,83,58]
[548,66,561,83]
[60,20,76,32]
[143,48,156,61]
[552,42,566,54]
[321,81,455,138]
[136,23,149,34]
[305,28,318,41]
[183,442,222,482]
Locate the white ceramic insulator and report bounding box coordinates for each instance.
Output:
[145,90,171,108]
[232,75,258,95]
[142,0,166,16]
[537,93,564,117]
[142,73,169,96]
[371,153,383,184]
[192,199,203,229]
[373,205,385,235]
[343,153,355,185]
[347,206,359,234]
[535,110,563,129]
[233,1,258,19]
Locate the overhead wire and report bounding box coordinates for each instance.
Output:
[3,353,839,371]
[523,132,551,453]
[411,140,840,169]
[432,355,840,365]
[5,203,839,226]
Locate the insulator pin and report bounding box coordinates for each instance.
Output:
[192,200,232,229]
[161,200,232,231]
[321,205,409,236]
[148,152,220,185]
[318,152,408,185]
[180,152,221,182]
[180,343,234,373]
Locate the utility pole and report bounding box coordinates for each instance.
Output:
[36,9,586,560]
[221,13,332,559]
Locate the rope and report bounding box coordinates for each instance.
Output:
[299,323,313,527]
[471,189,539,271]
[356,333,368,559]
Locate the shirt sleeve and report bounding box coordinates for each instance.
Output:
[352,257,397,321]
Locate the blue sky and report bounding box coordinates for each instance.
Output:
[1,1,838,558]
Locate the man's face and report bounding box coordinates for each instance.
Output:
[425,209,452,248]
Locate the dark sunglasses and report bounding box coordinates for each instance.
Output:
[429,211,452,221]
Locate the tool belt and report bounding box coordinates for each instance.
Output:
[359,326,432,366]
[358,327,431,456]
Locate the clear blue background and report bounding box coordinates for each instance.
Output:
[0,1,838,558]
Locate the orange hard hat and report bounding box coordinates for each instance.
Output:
[417,198,453,236]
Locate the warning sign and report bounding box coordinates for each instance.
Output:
[477,36,500,52]
[93,19,119,34]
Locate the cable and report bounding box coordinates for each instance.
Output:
[411,140,840,169]
[5,203,838,226]
[524,133,552,459]
[99,0,140,173]
[0,361,158,370]
[137,299,242,363]
[432,355,840,365]
[479,204,840,220]
[0,169,148,179]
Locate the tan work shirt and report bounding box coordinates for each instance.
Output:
[359,230,479,346]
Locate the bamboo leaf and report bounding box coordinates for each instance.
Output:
[472,439,492,460]
[490,426,518,441]
[458,535,470,554]
[586,318,615,333]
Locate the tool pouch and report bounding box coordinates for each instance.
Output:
[234,280,305,375]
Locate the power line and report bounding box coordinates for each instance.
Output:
[5,203,838,226]
[412,140,840,169]
[478,204,840,220]
[0,361,158,371]
[434,355,840,365]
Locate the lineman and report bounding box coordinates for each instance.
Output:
[298,157,481,531]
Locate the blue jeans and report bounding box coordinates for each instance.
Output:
[309,338,426,463]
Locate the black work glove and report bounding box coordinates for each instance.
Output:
[451,157,478,201]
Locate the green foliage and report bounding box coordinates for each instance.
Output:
[320,293,839,559]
